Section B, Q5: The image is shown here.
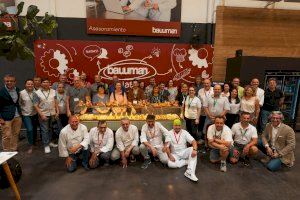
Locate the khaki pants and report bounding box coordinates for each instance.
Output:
[1,117,22,151]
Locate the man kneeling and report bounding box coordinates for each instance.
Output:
[111,118,140,168]
[139,114,169,169]
[166,119,198,182]
[58,116,90,172]
[89,120,114,168]
[230,112,258,166]
[207,116,233,172]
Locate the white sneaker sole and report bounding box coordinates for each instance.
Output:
[184,172,198,182]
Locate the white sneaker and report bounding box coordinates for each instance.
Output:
[49,142,58,148]
[44,146,51,154]
[220,161,227,172]
[184,170,198,182]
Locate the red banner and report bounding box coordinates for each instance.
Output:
[0,15,17,31]
[34,40,214,87]
[87,18,181,37]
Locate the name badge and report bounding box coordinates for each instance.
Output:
[133,100,138,105]
[74,98,79,102]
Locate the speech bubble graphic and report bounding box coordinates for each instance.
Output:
[83,45,101,61]
[97,48,108,59]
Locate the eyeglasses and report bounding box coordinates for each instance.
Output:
[99,126,106,129]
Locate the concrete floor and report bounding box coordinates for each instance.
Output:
[1,135,300,200]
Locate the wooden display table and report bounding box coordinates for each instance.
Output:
[0,152,20,200]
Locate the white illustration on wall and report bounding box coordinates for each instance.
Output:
[40,49,69,77]
[188,48,208,68]
[118,44,134,58]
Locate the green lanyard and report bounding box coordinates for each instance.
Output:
[214,128,223,139]
[240,128,248,137]
[26,90,34,104]
[213,98,218,107]
[41,90,50,100]
[187,96,194,109]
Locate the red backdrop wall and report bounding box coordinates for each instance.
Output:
[34,40,214,87]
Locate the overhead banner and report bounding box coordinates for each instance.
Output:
[86,0,181,37]
[34,40,213,87]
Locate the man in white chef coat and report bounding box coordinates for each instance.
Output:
[111,117,140,168]
[58,115,90,172]
[165,119,198,182]
[139,114,169,169]
[89,120,114,168]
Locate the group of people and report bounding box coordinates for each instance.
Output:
[58,115,198,181]
[0,73,296,182]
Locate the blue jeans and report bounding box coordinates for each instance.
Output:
[267,158,282,172]
[203,117,213,134]
[258,139,283,172]
[67,150,89,172]
[260,110,271,133]
[39,116,54,146]
[22,115,38,145]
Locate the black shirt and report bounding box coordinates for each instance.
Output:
[175,92,187,106]
[262,88,284,111]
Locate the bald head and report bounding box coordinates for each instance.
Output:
[213,84,222,97]
[203,79,211,89]
[69,115,80,130]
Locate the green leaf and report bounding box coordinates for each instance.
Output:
[0,11,8,17]
[16,2,25,16]
[20,18,28,30]
[26,5,39,20]
[19,46,34,60]
[0,22,8,32]
[15,37,25,47]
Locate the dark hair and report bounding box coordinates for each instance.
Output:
[41,77,49,82]
[240,111,251,116]
[228,88,240,104]
[98,120,107,126]
[222,82,230,91]
[268,78,277,83]
[97,84,105,91]
[24,79,33,84]
[215,116,226,122]
[33,76,41,80]
[146,114,156,121]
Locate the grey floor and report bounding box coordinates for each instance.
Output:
[1,134,300,200]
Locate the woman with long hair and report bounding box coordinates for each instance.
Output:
[240,85,260,125]
[149,85,161,103]
[167,80,178,102]
[221,83,230,98]
[109,82,127,105]
[225,88,240,128]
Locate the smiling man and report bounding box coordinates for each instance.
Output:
[260,111,296,172]
[0,74,22,151]
[58,115,90,172]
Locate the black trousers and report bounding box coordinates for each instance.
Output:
[225,113,239,128]
[185,117,199,141]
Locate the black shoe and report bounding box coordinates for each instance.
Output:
[243,157,250,167]
[141,159,151,169]
[154,157,159,162]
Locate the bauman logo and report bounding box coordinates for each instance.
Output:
[100,59,157,81]
[152,27,177,35]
